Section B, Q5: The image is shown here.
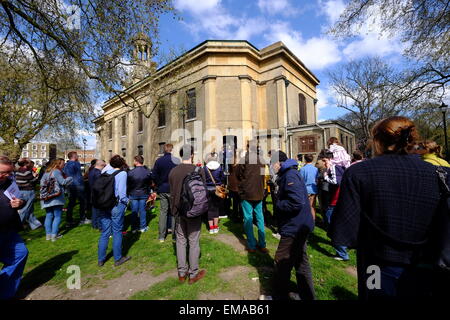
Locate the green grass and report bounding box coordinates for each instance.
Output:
[16,197,358,300]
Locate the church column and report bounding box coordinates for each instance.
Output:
[275,75,288,151]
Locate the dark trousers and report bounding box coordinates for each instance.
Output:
[66,185,86,223]
[227,190,242,222]
[273,229,315,300]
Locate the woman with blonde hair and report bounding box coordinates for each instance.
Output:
[40,158,73,241]
[421,140,450,167]
[329,116,445,299]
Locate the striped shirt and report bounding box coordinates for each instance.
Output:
[15,168,38,190]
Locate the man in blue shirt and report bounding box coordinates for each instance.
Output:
[98,155,131,267]
[299,154,319,220]
[64,151,90,226]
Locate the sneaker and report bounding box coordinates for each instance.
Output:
[114,256,131,267]
[213,227,219,234]
[139,227,149,233]
[272,233,281,240]
[46,234,51,241]
[51,234,63,242]
[98,260,105,267]
[79,219,91,225]
[167,228,172,234]
[188,269,206,285]
[333,256,349,261]
[209,228,214,234]
[246,248,257,253]
[159,239,165,243]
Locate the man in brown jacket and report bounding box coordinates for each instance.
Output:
[236,145,268,253]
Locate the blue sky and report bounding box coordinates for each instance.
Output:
[83,0,406,149]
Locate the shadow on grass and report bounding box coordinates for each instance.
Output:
[332,286,358,300]
[307,232,335,258]
[104,231,141,262]
[16,250,79,299]
[223,219,275,297]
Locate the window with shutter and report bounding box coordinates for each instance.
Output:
[299,135,317,153]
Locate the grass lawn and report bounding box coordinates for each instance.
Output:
[15,197,358,300]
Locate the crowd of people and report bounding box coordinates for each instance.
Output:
[0,116,449,300]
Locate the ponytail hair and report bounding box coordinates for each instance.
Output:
[371,116,420,156]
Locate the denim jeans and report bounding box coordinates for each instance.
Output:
[98,202,126,262]
[241,200,266,250]
[0,231,29,300]
[18,190,42,230]
[130,195,148,230]
[326,206,349,260]
[66,184,86,223]
[44,205,63,236]
[91,207,101,229]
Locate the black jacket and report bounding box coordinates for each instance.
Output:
[127,166,153,197]
[276,159,314,237]
[330,154,442,266]
[0,179,23,232]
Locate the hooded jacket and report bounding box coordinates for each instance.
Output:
[276,159,314,237]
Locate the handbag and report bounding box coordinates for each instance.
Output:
[40,171,62,201]
[206,167,228,199]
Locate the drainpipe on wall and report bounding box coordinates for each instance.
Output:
[284,78,290,157]
[313,98,327,150]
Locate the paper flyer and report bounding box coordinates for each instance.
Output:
[4,181,21,201]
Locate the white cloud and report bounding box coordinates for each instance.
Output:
[319,1,405,60]
[174,0,220,14]
[175,0,239,39]
[257,0,297,16]
[234,18,268,40]
[319,0,346,24]
[265,22,341,70]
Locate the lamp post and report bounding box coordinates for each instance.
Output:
[82,138,87,168]
[440,102,449,160]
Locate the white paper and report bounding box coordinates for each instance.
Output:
[4,181,21,200]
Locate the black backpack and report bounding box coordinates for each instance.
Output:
[178,167,209,218]
[91,170,122,210]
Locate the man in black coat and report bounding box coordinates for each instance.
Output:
[271,151,315,300]
[0,156,28,300]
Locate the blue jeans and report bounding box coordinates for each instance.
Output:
[18,190,42,230]
[130,195,148,230]
[44,206,63,236]
[241,200,266,250]
[326,206,349,260]
[0,232,28,300]
[98,203,126,262]
[91,207,101,229]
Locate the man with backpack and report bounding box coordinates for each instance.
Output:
[92,155,131,267]
[168,145,207,285]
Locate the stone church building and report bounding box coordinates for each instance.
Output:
[94,39,355,166]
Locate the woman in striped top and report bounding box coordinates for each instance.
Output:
[16,158,42,230]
